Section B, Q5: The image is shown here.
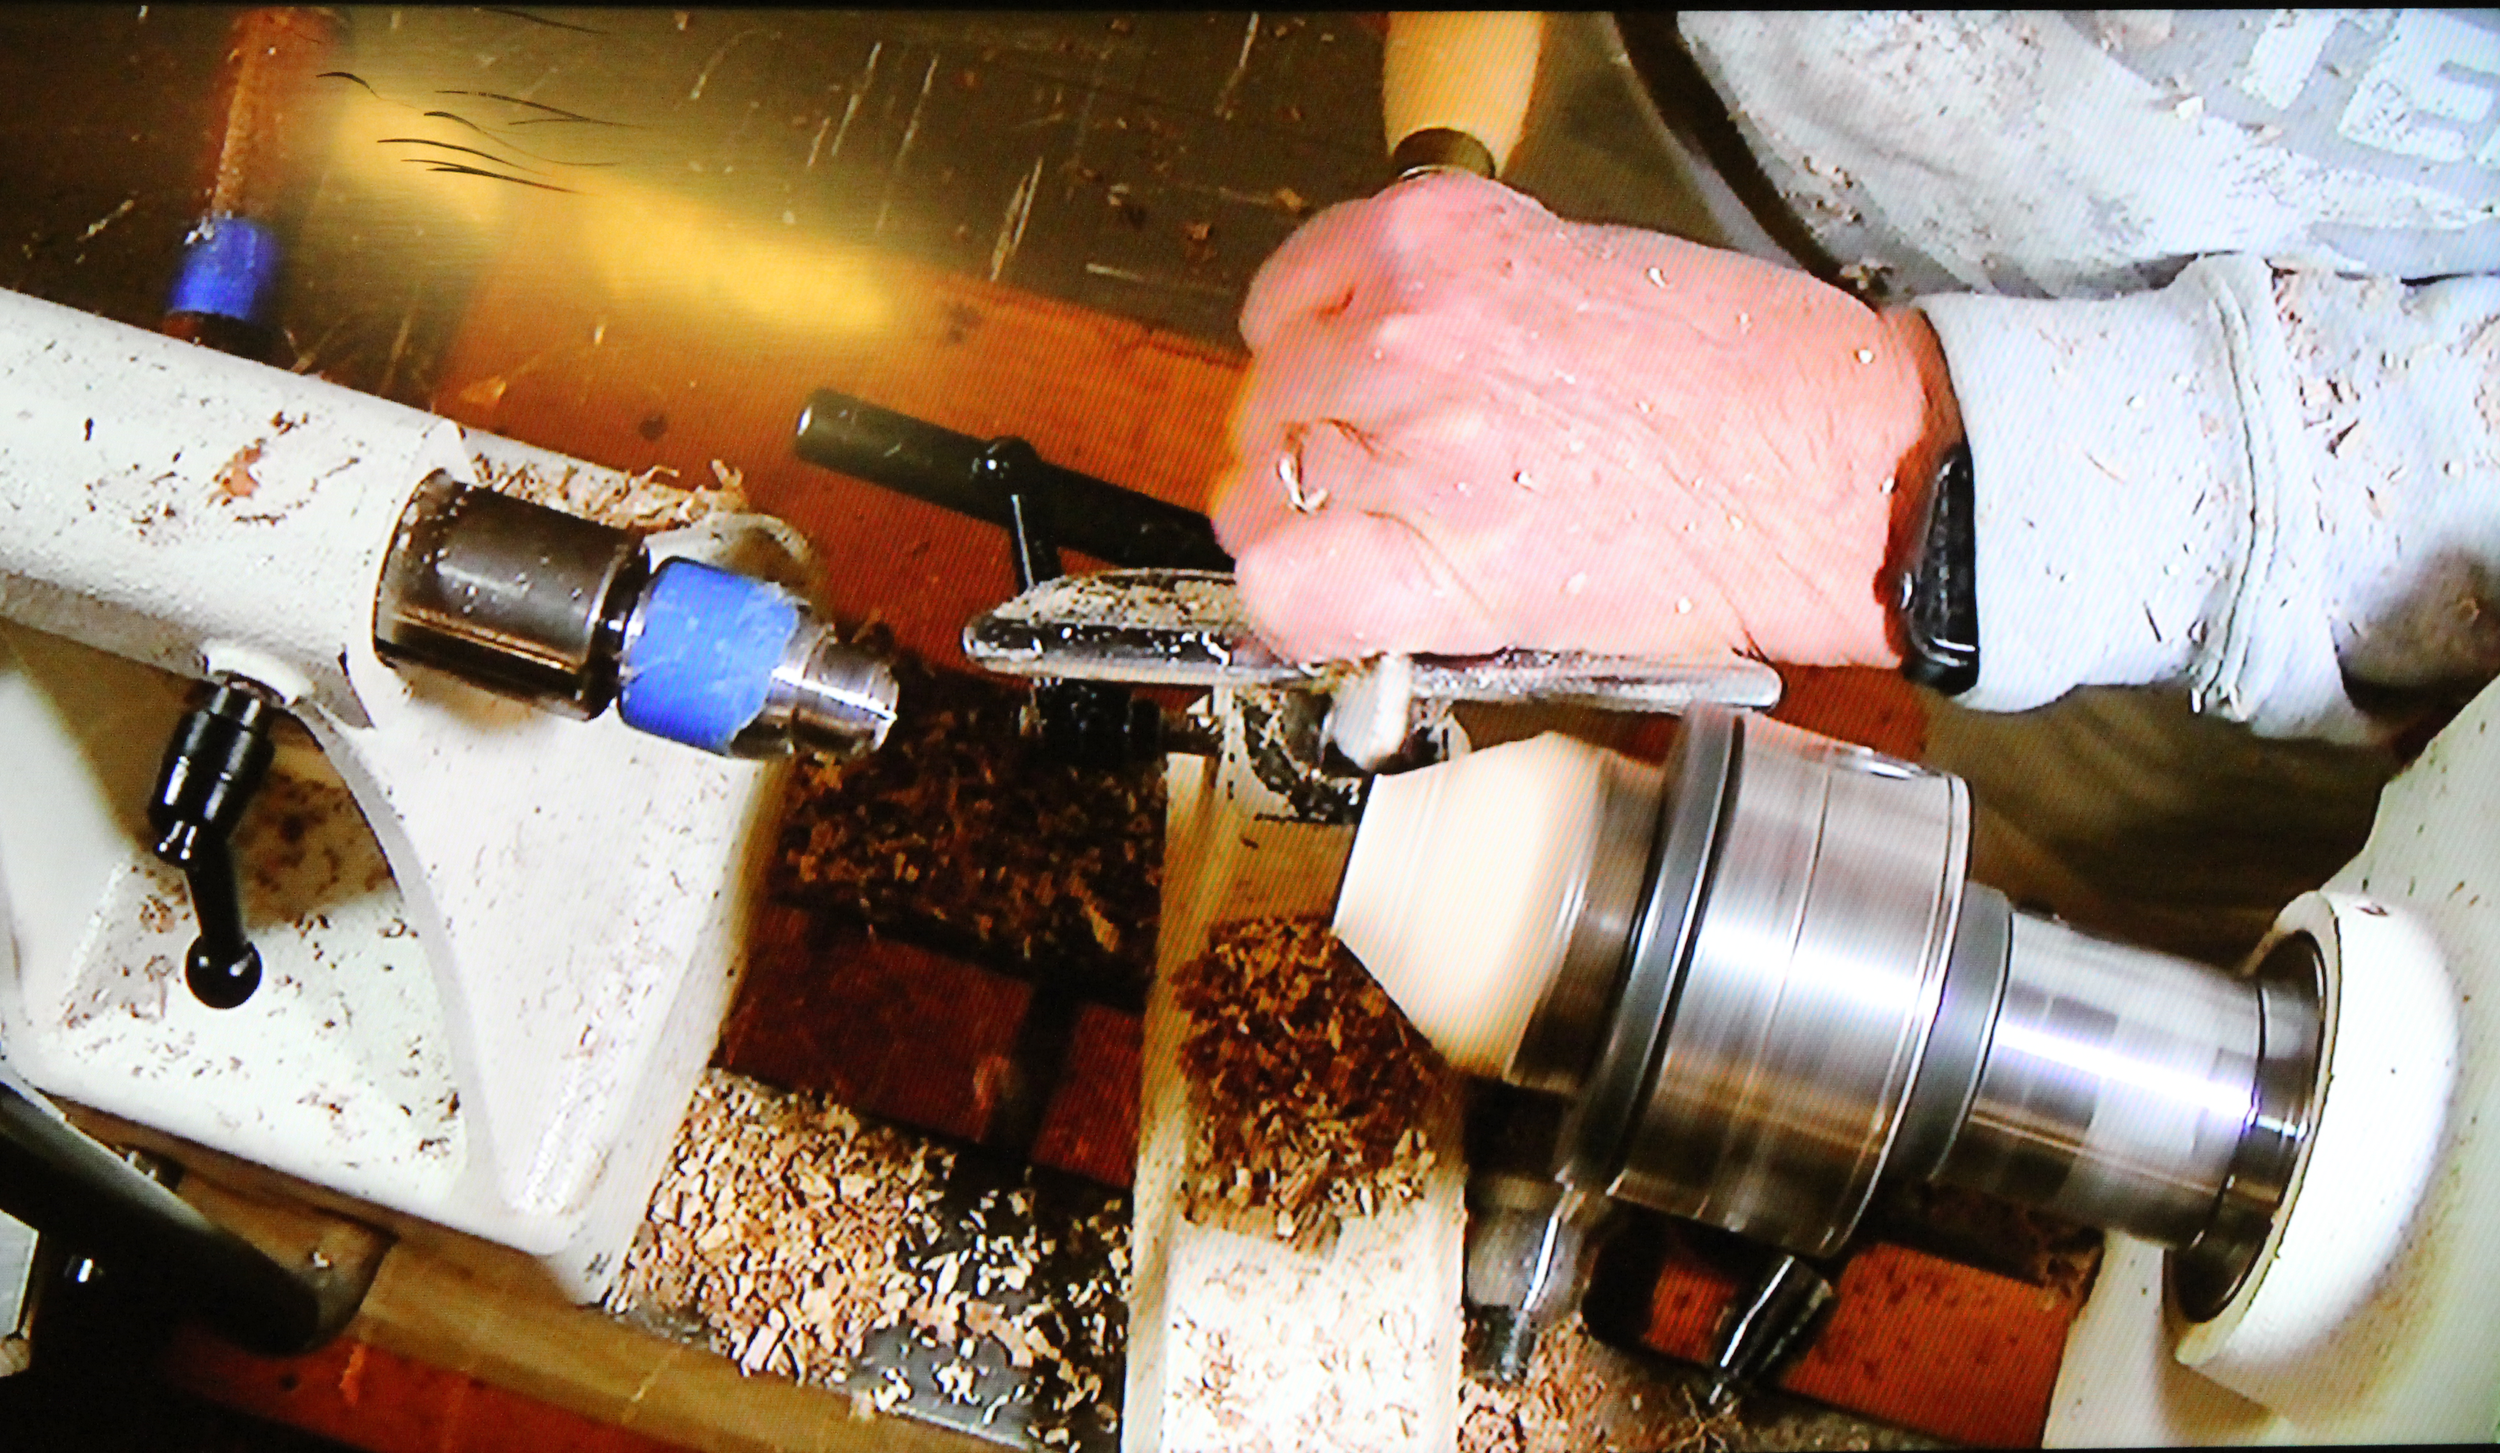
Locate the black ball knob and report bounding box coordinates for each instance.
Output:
[186,940,262,1010]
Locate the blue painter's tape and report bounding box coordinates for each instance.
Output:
[167,217,281,324]
[618,559,799,755]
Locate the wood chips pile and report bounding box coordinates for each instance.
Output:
[885,1174,1131,1448]
[1174,916,1451,1242]
[606,1070,1130,1447]
[774,658,1164,1000]
[1458,1319,1729,1453]
[1457,1318,1925,1453]
[605,1069,946,1383]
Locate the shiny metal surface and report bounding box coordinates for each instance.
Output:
[1612,714,1967,1258]
[373,470,645,717]
[1552,705,1736,1195]
[1390,127,1500,181]
[1500,702,2327,1277]
[1706,1251,1836,1408]
[963,569,1786,710]
[737,622,901,760]
[1461,1176,1608,1383]
[1890,881,2013,1183]
[1937,913,2265,1247]
[2168,933,2326,1321]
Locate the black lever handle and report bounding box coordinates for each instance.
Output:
[980,439,1166,769]
[148,679,279,1009]
[793,390,1232,573]
[794,391,1201,769]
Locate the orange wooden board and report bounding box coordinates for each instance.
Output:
[163,1330,691,1453]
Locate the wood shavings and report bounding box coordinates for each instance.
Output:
[610,1070,1130,1447]
[214,439,264,500]
[1165,1242,1449,1452]
[1459,1319,1698,1453]
[470,449,745,533]
[1174,916,1450,1243]
[1458,1319,1925,1453]
[605,1068,947,1380]
[891,1169,1131,1448]
[774,653,1163,998]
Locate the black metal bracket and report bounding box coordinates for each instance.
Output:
[1706,1250,1837,1408]
[0,1065,362,1356]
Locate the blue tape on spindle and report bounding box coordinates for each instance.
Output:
[618,559,799,755]
[167,216,281,324]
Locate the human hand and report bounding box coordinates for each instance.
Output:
[1210,172,1958,667]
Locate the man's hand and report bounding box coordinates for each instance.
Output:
[1211,171,1959,667]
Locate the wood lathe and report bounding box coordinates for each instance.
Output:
[0,281,900,1335]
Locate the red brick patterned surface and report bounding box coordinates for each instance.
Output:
[1636,1231,2078,1449]
[717,925,1032,1146]
[1028,1003,1144,1188]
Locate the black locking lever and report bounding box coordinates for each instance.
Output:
[147,678,279,1009]
[794,390,1225,768]
[793,390,1231,573]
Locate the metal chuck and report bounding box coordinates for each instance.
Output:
[373,471,897,759]
[1336,706,2327,1372]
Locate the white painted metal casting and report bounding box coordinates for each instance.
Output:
[0,285,777,1298]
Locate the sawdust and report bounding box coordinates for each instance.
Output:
[605,1069,945,1379]
[605,1069,1130,1448]
[1459,1320,1737,1453]
[214,439,264,500]
[239,769,395,906]
[1458,1318,1933,1453]
[879,1173,1131,1449]
[1173,916,1451,1244]
[469,449,746,534]
[775,653,1164,998]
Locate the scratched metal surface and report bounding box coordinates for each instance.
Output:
[0,9,1402,405]
[0,10,1741,401]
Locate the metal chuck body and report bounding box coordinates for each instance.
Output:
[1336,706,2328,1386]
[373,471,897,759]
[1535,706,2321,1315]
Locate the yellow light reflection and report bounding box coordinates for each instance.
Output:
[321,82,889,340]
[567,188,890,338]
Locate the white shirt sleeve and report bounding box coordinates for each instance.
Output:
[1918,259,2500,743]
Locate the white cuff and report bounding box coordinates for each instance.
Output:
[1916,257,2367,741]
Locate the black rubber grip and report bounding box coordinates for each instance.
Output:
[793,390,1232,572]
